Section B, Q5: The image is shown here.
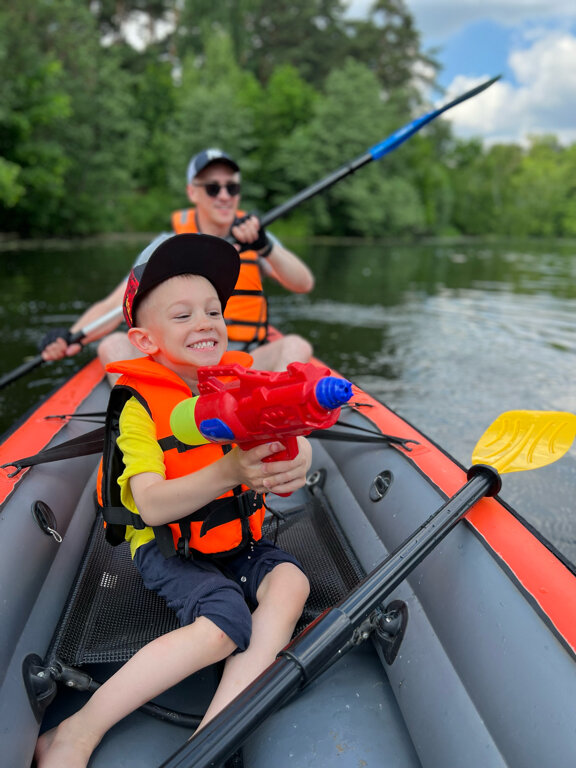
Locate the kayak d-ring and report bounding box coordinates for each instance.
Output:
[369,470,393,502]
[376,600,408,665]
[31,500,63,543]
[306,468,326,489]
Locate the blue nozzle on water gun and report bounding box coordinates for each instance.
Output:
[199,418,236,442]
[315,376,353,411]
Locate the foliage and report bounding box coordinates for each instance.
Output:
[0,4,71,224]
[0,0,573,239]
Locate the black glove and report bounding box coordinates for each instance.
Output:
[231,213,271,254]
[38,327,72,352]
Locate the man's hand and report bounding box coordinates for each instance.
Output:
[230,214,271,254]
[39,327,82,361]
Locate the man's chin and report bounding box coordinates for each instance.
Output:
[212,210,235,227]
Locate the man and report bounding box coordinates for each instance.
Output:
[41,148,314,372]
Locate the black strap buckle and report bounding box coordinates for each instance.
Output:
[176,492,263,558]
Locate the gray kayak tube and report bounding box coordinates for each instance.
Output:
[1,356,575,767]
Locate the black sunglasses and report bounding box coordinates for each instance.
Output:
[193,181,241,198]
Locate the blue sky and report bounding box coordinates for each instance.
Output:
[346,1,576,145]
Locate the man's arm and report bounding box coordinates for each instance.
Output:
[41,280,127,361]
[230,215,314,294]
[260,239,315,293]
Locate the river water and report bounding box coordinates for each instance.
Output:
[1,237,575,563]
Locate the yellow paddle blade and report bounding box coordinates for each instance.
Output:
[472,410,576,474]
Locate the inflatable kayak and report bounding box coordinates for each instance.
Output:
[1,350,576,768]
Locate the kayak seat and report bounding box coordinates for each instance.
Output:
[45,486,365,667]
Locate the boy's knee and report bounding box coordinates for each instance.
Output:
[283,334,313,363]
[262,563,310,610]
[292,566,310,605]
[191,582,253,652]
[199,617,238,657]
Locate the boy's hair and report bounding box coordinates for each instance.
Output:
[123,233,240,328]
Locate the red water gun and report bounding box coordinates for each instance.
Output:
[170,362,353,463]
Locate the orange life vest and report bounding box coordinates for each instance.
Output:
[170,208,268,345]
[97,352,265,559]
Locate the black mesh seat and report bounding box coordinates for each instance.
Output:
[46,488,365,667]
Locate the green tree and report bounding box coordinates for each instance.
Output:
[446,139,524,236]
[275,59,425,236]
[508,136,573,237]
[0,4,71,226]
[176,0,437,93]
[165,31,263,214]
[250,65,318,207]
[345,0,436,93]
[559,143,576,236]
[178,0,348,87]
[0,0,147,236]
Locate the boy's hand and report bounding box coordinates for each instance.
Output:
[232,436,312,495]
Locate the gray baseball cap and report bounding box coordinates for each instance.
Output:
[186,148,240,184]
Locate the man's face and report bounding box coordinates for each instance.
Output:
[187,163,241,232]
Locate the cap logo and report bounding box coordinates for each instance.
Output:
[123,268,140,326]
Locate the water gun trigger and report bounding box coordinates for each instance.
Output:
[261,435,299,463]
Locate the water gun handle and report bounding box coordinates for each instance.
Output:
[244,435,300,497]
[242,435,299,463]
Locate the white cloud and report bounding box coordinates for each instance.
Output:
[440,31,576,144]
[345,1,576,40]
[410,0,575,40]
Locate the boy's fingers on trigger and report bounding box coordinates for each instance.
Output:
[253,441,283,460]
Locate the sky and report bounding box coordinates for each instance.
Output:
[346,0,576,146]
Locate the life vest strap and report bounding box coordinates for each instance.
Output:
[100,491,264,559]
[225,319,268,329]
[157,436,200,453]
[232,288,265,296]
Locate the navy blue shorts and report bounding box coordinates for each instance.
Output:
[133,538,304,651]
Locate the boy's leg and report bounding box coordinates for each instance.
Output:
[200,562,309,726]
[35,617,236,768]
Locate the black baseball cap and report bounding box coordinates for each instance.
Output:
[123,233,240,327]
[186,148,240,184]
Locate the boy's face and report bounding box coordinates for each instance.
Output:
[131,275,227,379]
[187,162,241,231]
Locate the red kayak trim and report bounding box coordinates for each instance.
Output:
[0,358,104,507]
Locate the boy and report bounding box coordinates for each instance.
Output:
[35,233,311,768]
[41,148,314,372]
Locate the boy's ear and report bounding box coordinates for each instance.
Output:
[127,326,159,355]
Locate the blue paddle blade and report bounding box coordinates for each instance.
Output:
[369,75,501,161]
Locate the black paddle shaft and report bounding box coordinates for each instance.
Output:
[0,328,87,391]
[260,76,501,229]
[261,153,373,228]
[159,464,501,768]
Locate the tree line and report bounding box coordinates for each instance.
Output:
[1,0,574,240]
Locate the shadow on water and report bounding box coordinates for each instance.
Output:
[1,236,576,563]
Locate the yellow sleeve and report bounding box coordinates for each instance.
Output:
[116,396,166,516]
